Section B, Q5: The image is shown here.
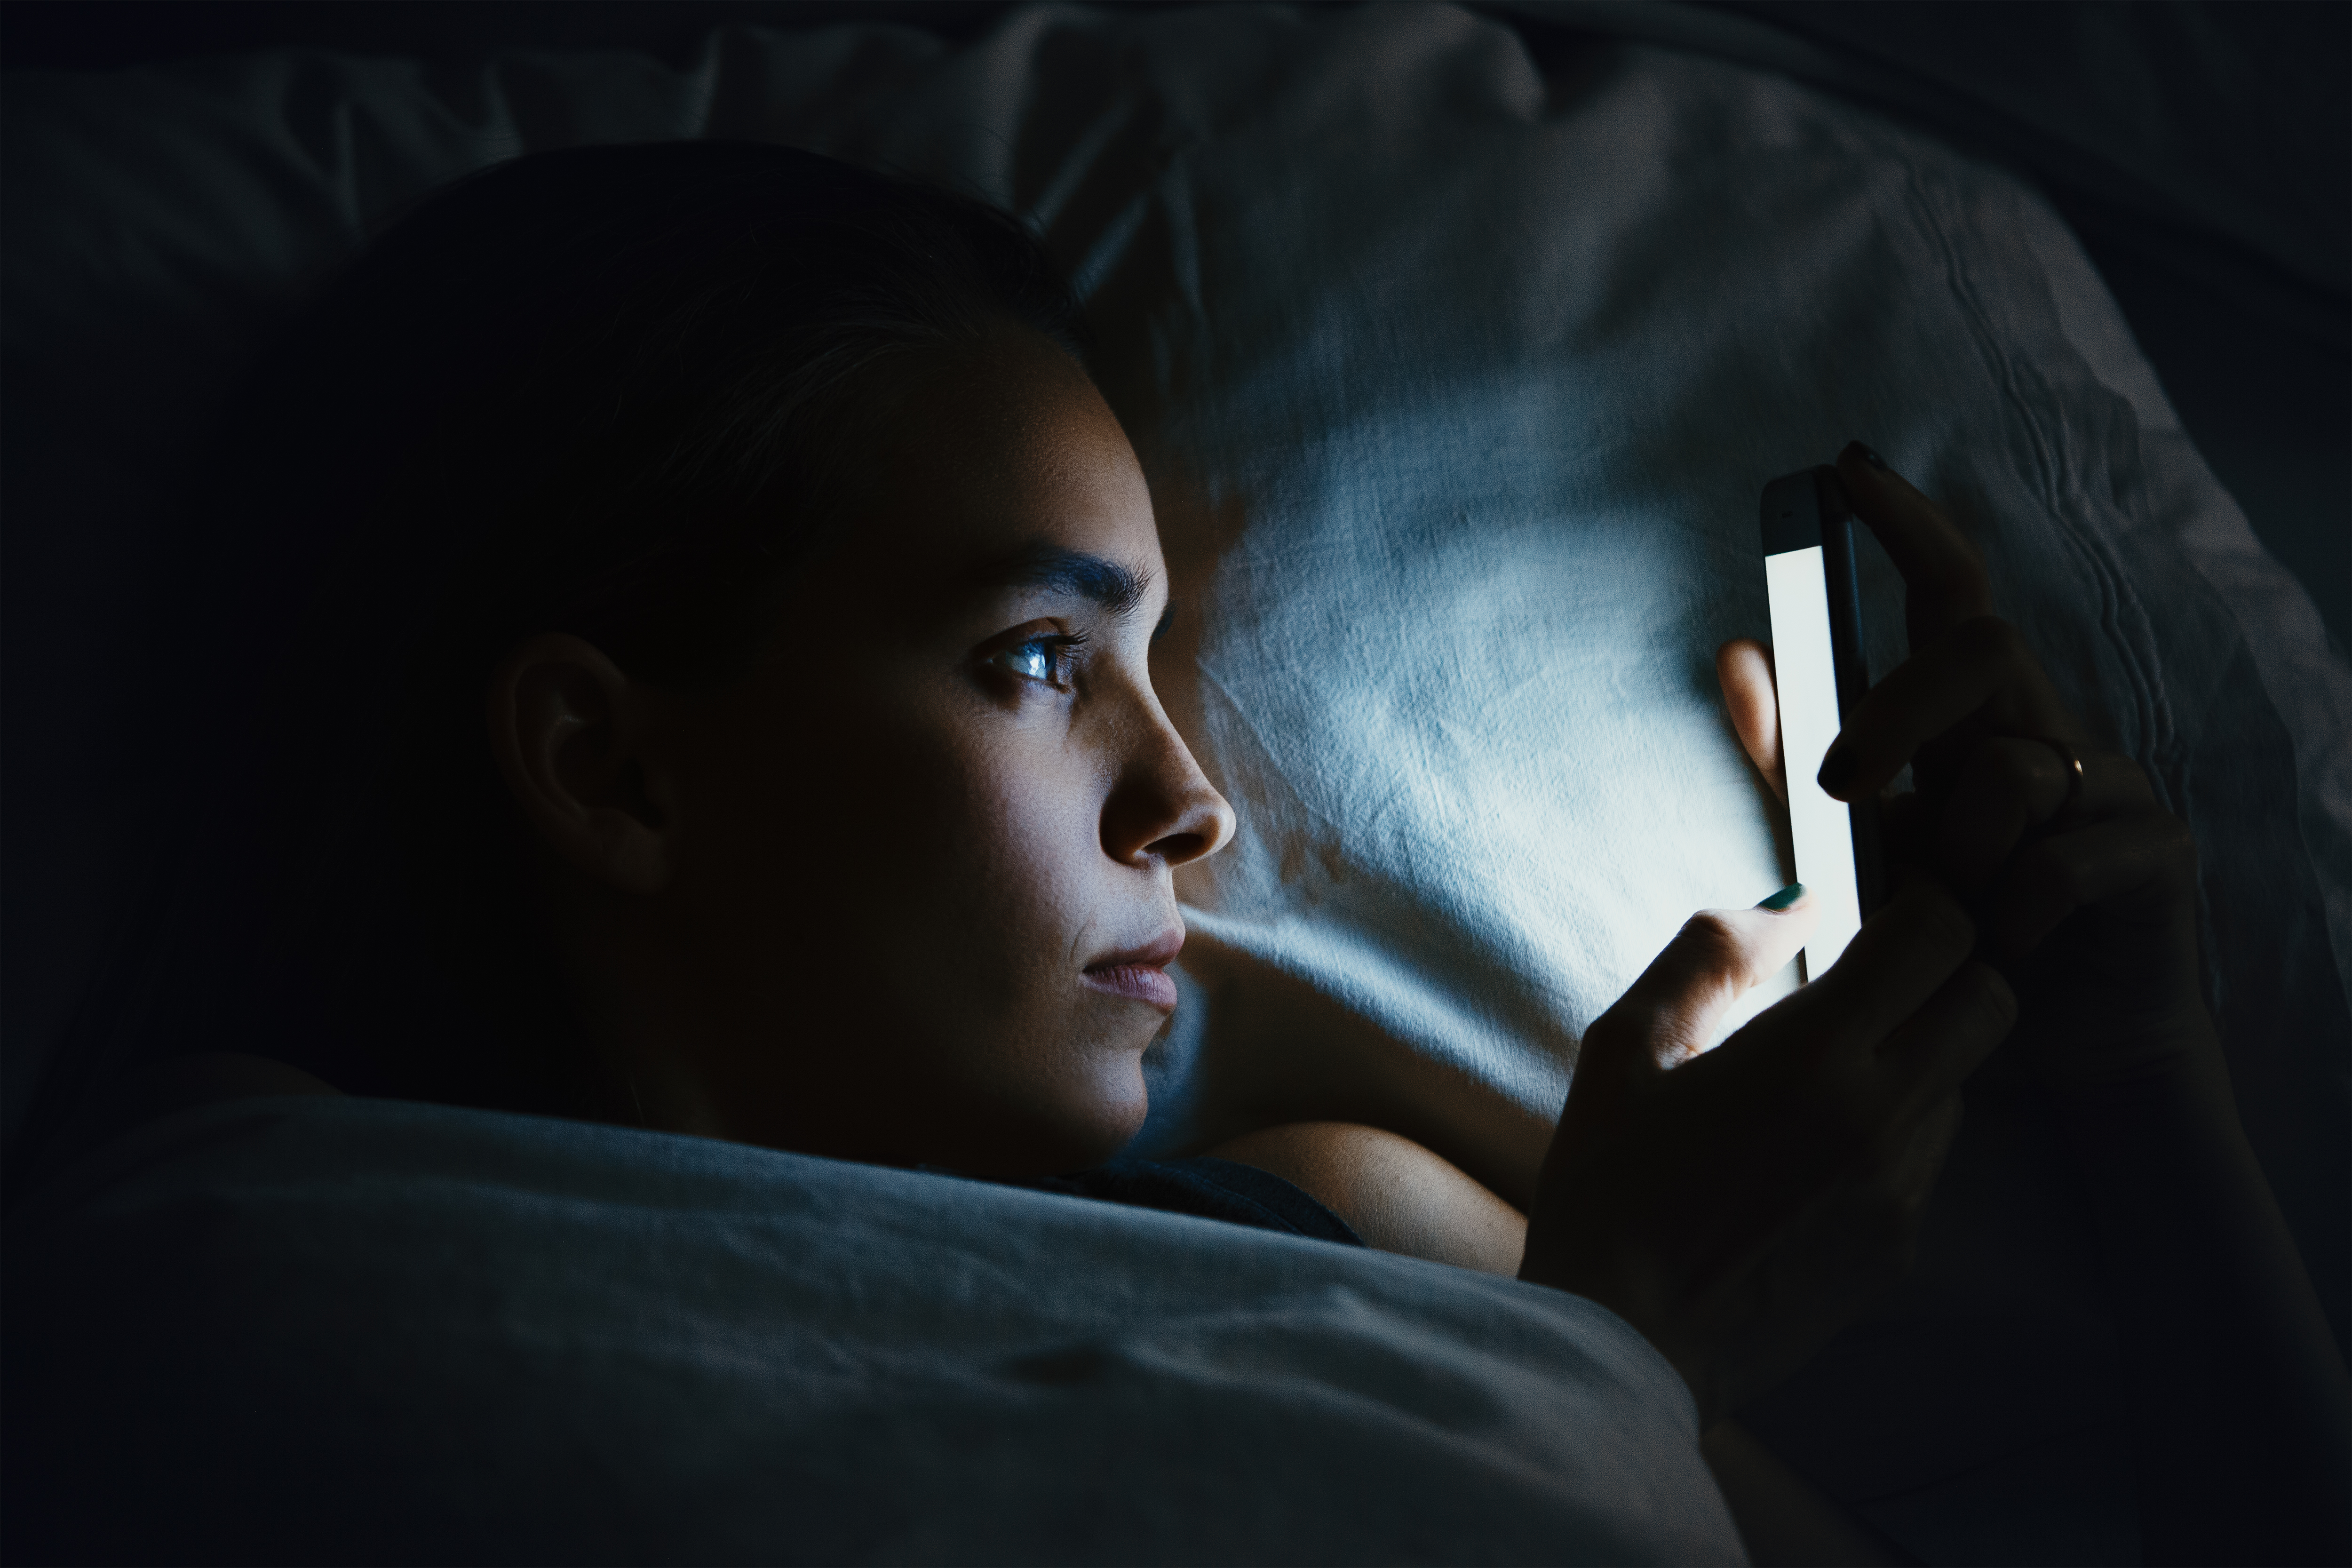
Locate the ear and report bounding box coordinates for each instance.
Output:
[486,633,677,894]
[1715,637,1785,803]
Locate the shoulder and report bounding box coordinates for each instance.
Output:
[1201,1121,1527,1276]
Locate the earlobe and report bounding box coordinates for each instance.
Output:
[486,633,675,894]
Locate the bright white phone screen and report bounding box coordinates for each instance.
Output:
[1764,545,1862,981]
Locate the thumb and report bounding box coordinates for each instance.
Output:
[1716,638,1786,803]
[1593,888,1820,1077]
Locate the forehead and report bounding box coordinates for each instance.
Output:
[841,331,1163,596]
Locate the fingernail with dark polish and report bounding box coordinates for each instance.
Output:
[1756,883,1806,911]
[1859,444,1889,470]
[1817,747,1857,796]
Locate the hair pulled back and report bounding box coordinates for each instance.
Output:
[270,141,1084,684]
[172,143,1087,1114]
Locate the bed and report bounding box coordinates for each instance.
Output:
[3,4,2344,1562]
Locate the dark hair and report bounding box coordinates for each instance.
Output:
[288,141,1085,682]
[166,143,1090,1114]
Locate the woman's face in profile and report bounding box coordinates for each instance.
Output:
[533,329,1234,1176]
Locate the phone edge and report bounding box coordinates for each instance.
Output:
[1808,466,1886,920]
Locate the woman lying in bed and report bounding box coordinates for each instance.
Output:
[128,144,2342,1564]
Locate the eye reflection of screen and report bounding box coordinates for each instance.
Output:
[1765,545,1861,982]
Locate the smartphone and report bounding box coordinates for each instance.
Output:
[1761,467,1886,982]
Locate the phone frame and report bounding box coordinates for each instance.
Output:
[1760,465,1887,941]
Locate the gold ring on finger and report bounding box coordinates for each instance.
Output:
[2026,735,2087,821]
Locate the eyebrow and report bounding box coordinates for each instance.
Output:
[969,541,1154,618]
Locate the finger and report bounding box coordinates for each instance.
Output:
[1773,879,1982,1058]
[1815,616,2074,802]
[1816,1091,1964,1278]
[1882,1093,1964,1227]
[1591,893,1822,1076]
[1939,744,2156,889]
[1856,1092,1965,1281]
[1754,1092,1965,1368]
[1716,638,1786,803]
[1833,443,1992,645]
[1938,739,2070,890]
[1869,960,2018,1112]
[1880,789,1931,868]
[1987,810,2200,960]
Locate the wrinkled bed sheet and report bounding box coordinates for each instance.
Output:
[0,1094,1737,1564]
[5,5,2347,1563]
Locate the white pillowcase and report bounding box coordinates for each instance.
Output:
[8,0,2341,1207]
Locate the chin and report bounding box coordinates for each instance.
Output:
[1043,1061,1152,1173]
[1003,1050,1152,1177]
[1093,1072,1152,1159]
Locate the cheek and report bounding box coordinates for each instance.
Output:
[899,719,1115,1031]
[961,740,1104,932]
[688,681,1104,1014]
[672,672,1152,1170]
[871,724,1152,1160]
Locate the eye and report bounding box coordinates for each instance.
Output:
[985,631,1086,691]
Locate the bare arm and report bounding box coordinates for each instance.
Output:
[1202,1121,1526,1274]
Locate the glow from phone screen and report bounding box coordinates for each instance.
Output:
[1764,545,1862,981]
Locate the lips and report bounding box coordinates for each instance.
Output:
[1081,929,1184,1012]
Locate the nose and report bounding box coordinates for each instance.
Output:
[1100,697,1236,870]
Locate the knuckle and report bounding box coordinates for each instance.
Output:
[2017,837,2087,904]
[1573,1011,1641,1081]
[2006,740,2053,790]
[1958,960,2019,1033]
[1967,739,2039,793]
[1681,910,1739,950]
[1677,912,1747,975]
[1580,1010,1628,1053]
[1907,882,1979,958]
[2043,847,2092,904]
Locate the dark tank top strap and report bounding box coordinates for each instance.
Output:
[994,1155,1365,1246]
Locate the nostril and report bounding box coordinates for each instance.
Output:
[1144,829,1204,865]
[1103,732,1234,867]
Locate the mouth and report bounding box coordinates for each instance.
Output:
[1080,928,1184,1012]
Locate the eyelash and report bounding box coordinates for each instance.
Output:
[987,631,1089,692]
